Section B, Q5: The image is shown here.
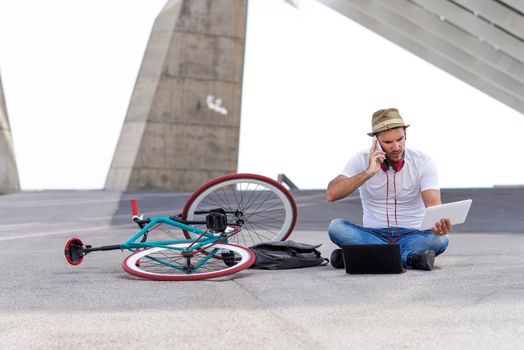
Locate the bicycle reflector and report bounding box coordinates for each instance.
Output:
[206,210,228,232]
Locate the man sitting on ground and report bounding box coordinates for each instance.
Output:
[326,108,450,270]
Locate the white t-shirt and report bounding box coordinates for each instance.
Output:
[342,148,439,229]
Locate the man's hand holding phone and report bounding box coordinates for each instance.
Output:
[368,137,386,175]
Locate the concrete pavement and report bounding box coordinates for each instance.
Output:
[0,188,523,349]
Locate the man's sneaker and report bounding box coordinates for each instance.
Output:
[330,249,344,269]
[406,250,435,271]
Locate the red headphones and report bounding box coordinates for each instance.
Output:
[381,158,405,172]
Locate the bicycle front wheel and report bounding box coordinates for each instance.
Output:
[181,174,297,246]
[122,243,255,281]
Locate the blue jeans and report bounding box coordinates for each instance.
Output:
[328,218,449,266]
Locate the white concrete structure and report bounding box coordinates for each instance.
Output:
[0,72,20,194]
[318,0,524,115]
[105,0,247,191]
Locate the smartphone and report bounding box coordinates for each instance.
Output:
[373,136,383,152]
[373,136,386,164]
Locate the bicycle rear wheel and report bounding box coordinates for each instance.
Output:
[181,174,297,246]
[122,243,255,281]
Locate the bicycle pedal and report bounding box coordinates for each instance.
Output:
[221,251,236,267]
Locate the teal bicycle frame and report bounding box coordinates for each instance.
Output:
[123,216,207,250]
[81,213,235,274]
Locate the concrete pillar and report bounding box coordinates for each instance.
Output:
[105,0,248,191]
[0,72,20,194]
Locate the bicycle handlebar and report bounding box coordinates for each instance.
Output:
[131,199,138,217]
[130,199,206,227]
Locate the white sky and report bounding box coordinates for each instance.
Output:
[0,0,523,190]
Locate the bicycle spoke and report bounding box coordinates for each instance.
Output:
[242,188,272,213]
[240,184,259,211]
[219,187,237,213]
[243,221,276,241]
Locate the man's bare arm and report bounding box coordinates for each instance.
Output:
[421,189,452,235]
[326,138,385,202]
[421,189,442,207]
[326,171,374,202]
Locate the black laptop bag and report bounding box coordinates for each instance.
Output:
[249,240,329,270]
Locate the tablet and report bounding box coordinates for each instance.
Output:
[419,199,472,230]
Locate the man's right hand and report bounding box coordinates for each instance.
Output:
[367,138,386,175]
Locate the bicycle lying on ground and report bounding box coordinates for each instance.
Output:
[64,174,297,281]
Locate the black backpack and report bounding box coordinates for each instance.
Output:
[249,241,329,270]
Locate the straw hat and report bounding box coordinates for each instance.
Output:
[367,108,410,136]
